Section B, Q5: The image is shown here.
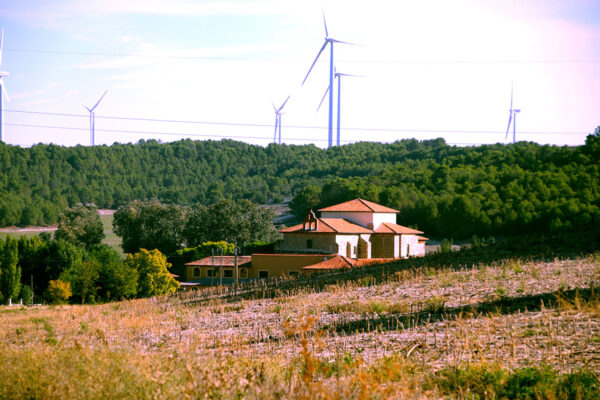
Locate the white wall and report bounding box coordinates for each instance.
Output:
[400,235,420,258]
[320,211,396,230]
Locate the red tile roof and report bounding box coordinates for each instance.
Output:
[185,256,252,267]
[279,218,372,234]
[302,256,396,270]
[417,236,429,242]
[374,222,423,235]
[318,199,399,213]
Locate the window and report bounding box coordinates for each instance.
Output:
[193,267,200,277]
[240,268,248,278]
[224,269,233,278]
[207,269,216,277]
[259,270,269,278]
[289,271,299,277]
[307,239,313,249]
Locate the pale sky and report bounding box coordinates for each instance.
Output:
[1,0,599,148]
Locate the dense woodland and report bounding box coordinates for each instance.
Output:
[1,127,599,238]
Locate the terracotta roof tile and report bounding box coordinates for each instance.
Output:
[417,236,429,242]
[185,256,252,266]
[318,198,399,213]
[374,222,423,234]
[279,218,372,234]
[302,256,396,270]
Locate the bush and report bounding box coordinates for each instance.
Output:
[499,365,557,400]
[557,370,600,400]
[46,279,72,305]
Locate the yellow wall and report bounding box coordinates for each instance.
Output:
[250,254,332,278]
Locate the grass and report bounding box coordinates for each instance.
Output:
[1,250,599,398]
[0,212,124,257]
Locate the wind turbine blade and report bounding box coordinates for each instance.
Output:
[1,81,9,102]
[322,12,329,37]
[317,85,330,112]
[302,41,328,85]
[83,105,92,112]
[329,39,358,46]
[90,90,108,111]
[505,111,512,140]
[337,73,364,78]
[277,95,291,112]
[272,103,277,112]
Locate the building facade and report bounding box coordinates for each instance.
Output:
[280,199,426,259]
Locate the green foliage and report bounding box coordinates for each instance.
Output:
[439,238,453,253]
[113,199,185,255]
[170,241,234,277]
[55,204,104,248]
[499,365,558,399]
[435,364,506,399]
[46,279,72,304]
[19,284,33,305]
[89,244,138,301]
[124,249,179,297]
[435,364,600,400]
[61,260,100,304]
[183,199,279,248]
[1,132,600,239]
[0,237,21,304]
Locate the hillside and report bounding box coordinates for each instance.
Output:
[1,131,599,238]
[1,234,599,398]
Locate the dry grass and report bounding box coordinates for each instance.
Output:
[1,254,599,399]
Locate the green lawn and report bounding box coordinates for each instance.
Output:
[0,213,124,258]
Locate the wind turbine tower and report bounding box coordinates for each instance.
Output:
[272,96,290,145]
[84,90,108,146]
[317,70,361,147]
[0,29,10,143]
[505,85,521,144]
[302,14,353,148]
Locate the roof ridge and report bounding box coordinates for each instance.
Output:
[318,217,337,232]
[358,198,376,212]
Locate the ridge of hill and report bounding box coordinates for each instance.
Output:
[1,131,599,239]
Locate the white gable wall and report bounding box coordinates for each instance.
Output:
[320,211,396,230]
[400,235,420,258]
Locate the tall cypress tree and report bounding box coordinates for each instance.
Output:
[0,237,21,304]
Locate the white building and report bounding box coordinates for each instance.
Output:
[280,198,427,259]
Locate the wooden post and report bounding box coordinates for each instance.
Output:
[234,245,239,287]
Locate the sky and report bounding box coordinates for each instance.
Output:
[0,0,599,148]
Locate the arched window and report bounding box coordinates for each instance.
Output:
[193,267,200,277]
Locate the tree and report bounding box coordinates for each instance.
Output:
[0,237,21,304]
[89,245,137,301]
[55,204,104,248]
[183,199,279,249]
[124,249,179,297]
[113,199,185,255]
[46,279,72,304]
[289,185,321,217]
[61,260,100,304]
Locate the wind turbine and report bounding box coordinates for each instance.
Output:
[272,96,290,145]
[302,14,354,148]
[0,29,10,143]
[84,90,107,146]
[317,69,362,147]
[505,85,521,144]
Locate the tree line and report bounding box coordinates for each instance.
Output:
[0,204,179,304]
[1,128,599,239]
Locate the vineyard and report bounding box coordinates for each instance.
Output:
[1,230,599,399]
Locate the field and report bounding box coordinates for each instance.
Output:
[1,233,599,399]
[0,212,123,257]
